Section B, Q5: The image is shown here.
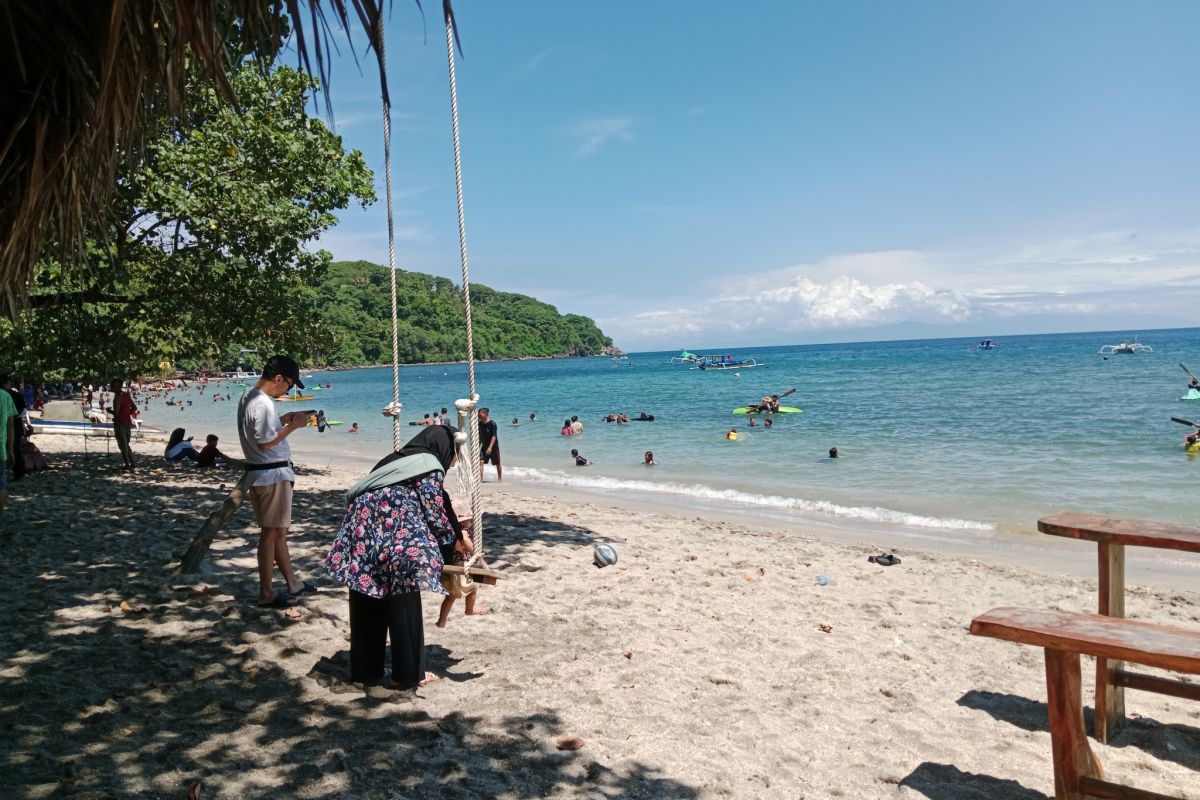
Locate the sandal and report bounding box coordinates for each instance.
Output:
[291,581,319,597]
[256,593,298,609]
[868,553,901,566]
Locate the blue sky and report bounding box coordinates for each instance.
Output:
[311,1,1200,350]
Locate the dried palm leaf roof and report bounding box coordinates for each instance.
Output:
[0,0,456,320]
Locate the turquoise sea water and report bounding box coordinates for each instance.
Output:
[142,328,1200,536]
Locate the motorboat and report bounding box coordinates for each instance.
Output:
[1098,338,1153,355]
[611,356,631,367]
[974,339,1000,350]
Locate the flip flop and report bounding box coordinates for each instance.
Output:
[256,593,298,609]
[291,582,319,597]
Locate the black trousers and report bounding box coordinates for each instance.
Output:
[10,426,24,480]
[348,589,425,686]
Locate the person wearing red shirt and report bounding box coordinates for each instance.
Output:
[110,378,136,470]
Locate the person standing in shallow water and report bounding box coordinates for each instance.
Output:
[478,407,501,482]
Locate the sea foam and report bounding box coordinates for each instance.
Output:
[507,467,993,531]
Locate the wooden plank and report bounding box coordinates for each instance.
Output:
[1114,670,1200,702]
[1038,513,1200,553]
[442,564,500,586]
[178,472,255,573]
[1078,775,1186,800]
[1045,649,1102,800]
[969,608,1200,675]
[1095,541,1127,743]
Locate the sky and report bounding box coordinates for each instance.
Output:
[308,0,1200,350]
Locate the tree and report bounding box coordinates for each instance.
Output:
[0,64,375,381]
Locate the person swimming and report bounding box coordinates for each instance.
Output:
[644,451,656,465]
[726,429,738,441]
[829,447,839,458]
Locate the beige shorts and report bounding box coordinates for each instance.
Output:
[249,480,293,529]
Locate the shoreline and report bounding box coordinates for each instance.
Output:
[2,434,1197,799]
[55,429,1200,592]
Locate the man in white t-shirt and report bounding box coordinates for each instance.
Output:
[238,355,315,608]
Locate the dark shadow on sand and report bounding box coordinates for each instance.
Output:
[957,690,1200,771]
[899,763,1050,800]
[0,452,698,799]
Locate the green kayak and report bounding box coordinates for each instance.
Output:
[732,406,803,414]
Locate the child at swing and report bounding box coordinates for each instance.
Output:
[436,511,489,627]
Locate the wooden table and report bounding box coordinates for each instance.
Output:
[1038,512,1200,743]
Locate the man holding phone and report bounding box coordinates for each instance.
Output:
[238,355,317,608]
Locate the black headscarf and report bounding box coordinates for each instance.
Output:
[371,424,464,545]
[372,424,459,472]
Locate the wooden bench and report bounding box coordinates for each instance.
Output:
[1039,512,1200,741]
[970,607,1200,800]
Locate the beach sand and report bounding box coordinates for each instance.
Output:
[1,434,1198,799]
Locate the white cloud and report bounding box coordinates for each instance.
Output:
[607,273,972,343]
[572,116,634,157]
[601,230,1200,348]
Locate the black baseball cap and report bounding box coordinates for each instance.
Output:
[263,355,304,389]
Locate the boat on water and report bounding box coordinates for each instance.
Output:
[974,339,1000,350]
[669,350,699,365]
[1098,338,1153,355]
[611,356,631,367]
[28,399,152,435]
[1182,389,1200,401]
[693,355,760,370]
[276,394,315,402]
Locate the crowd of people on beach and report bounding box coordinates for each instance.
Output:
[3,354,838,696]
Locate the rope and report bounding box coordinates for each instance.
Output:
[378,12,403,451]
[444,11,483,566]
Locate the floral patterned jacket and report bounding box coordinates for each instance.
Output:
[325,471,457,597]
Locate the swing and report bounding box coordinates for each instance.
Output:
[375,5,498,593]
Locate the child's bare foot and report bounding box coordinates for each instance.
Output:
[418,673,441,687]
[465,605,489,616]
[436,618,448,629]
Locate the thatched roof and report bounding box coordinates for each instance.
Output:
[0,0,455,320]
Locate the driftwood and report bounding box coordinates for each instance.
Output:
[178,472,256,573]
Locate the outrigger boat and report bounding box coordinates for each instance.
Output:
[669,349,699,365]
[693,354,760,370]
[1098,338,1153,355]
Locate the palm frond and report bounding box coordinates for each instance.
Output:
[0,0,459,321]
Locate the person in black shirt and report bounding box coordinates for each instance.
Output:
[478,407,501,482]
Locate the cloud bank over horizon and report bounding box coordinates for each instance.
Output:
[599,231,1200,349]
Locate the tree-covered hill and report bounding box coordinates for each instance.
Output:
[312,260,614,366]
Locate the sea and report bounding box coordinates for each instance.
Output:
[140,327,1200,538]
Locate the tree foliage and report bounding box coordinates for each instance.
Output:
[311,261,614,365]
[0,64,375,382]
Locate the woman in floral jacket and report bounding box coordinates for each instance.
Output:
[326,425,465,688]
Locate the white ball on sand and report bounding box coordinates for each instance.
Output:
[593,543,618,568]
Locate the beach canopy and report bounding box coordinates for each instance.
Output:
[0,0,457,320]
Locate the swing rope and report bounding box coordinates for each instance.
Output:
[443,8,484,567]
[377,12,404,452]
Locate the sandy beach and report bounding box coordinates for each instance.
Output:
[1,434,1197,799]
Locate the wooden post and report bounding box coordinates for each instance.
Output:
[1095,541,1126,742]
[178,472,255,573]
[1045,648,1103,799]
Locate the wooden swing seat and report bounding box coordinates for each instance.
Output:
[442,562,500,586]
